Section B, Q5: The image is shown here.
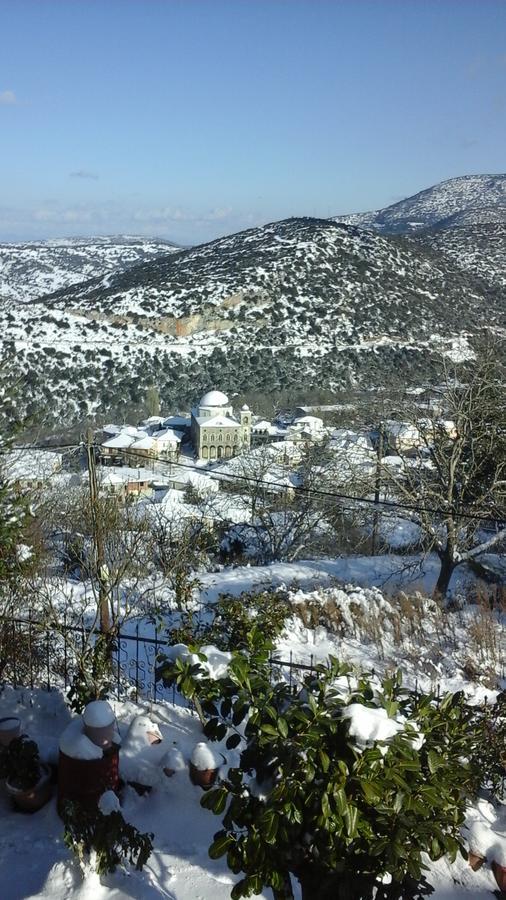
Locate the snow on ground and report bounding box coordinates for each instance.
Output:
[0,689,268,900]
[198,552,485,604]
[0,685,503,899]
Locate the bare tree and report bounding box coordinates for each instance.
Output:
[377,351,506,599]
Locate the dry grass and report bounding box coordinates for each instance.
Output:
[292,585,505,688]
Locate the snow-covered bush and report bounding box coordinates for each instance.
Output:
[165,642,486,900]
[62,798,153,875]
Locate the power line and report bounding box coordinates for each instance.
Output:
[11,439,505,527]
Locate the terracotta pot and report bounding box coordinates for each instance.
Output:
[468,851,486,871]
[189,762,218,790]
[83,721,116,750]
[492,861,506,893]
[6,763,52,812]
[57,744,119,817]
[0,717,21,747]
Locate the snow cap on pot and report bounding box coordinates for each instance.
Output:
[162,745,186,777]
[189,741,221,789]
[83,700,118,749]
[98,790,121,816]
[0,716,21,747]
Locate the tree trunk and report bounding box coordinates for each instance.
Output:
[433,554,456,602]
[296,866,374,900]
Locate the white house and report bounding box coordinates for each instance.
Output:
[6,450,63,490]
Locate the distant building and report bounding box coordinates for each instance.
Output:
[6,450,62,491]
[190,390,252,460]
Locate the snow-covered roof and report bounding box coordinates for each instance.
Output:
[102,423,122,436]
[252,419,286,435]
[121,425,147,438]
[140,416,165,426]
[293,415,324,428]
[95,466,168,486]
[6,449,62,483]
[130,436,155,451]
[102,433,136,449]
[153,428,182,444]
[163,415,191,429]
[384,421,421,441]
[199,389,229,407]
[195,414,239,428]
[167,469,219,493]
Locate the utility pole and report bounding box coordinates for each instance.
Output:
[371,423,384,556]
[85,429,111,635]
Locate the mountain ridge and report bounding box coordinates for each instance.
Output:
[334,174,506,234]
[1,215,502,427]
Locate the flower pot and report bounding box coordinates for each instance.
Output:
[189,761,218,790]
[468,851,486,871]
[83,721,116,750]
[6,763,52,813]
[0,717,21,747]
[57,744,120,817]
[82,701,117,750]
[492,861,506,893]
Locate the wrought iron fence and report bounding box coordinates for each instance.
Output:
[0,614,319,706]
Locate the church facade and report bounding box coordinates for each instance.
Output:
[190,390,252,460]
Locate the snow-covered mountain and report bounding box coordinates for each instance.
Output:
[413,222,506,293]
[0,235,181,303]
[1,217,502,427]
[335,174,506,234]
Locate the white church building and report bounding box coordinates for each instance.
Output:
[190,390,252,460]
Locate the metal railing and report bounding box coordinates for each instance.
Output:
[0,614,318,705]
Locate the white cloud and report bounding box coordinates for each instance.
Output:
[0,201,259,244]
[0,90,17,106]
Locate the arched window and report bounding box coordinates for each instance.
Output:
[202,446,208,459]
[233,433,238,443]
[218,432,223,443]
[210,434,215,443]
[226,433,231,442]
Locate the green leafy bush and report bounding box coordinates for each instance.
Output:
[0,736,42,790]
[62,800,153,874]
[167,590,291,652]
[67,635,114,714]
[161,640,483,900]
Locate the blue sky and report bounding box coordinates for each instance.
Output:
[1,0,505,243]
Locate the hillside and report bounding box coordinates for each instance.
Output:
[0,235,180,303]
[1,217,502,427]
[335,174,506,233]
[413,222,506,293]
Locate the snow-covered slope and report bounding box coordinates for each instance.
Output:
[0,235,181,303]
[335,174,506,234]
[1,217,502,426]
[413,223,506,292]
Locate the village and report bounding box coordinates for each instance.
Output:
[7,386,438,499]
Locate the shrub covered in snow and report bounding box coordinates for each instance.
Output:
[168,640,488,900]
[62,798,154,875]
